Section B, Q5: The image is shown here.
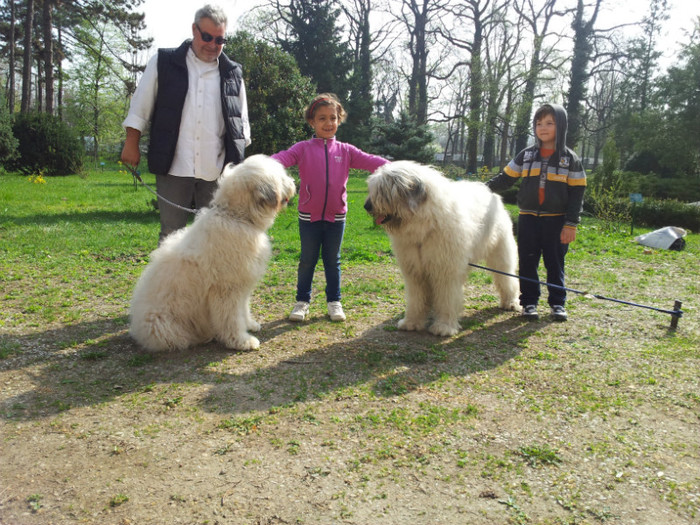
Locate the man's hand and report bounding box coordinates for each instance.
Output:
[120,127,142,168]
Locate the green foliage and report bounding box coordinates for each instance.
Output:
[63,20,134,164]
[9,112,84,176]
[277,0,351,98]
[227,31,316,155]
[371,111,435,162]
[339,39,375,151]
[0,98,19,166]
[587,139,631,230]
[597,138,620,190]
[624,171,700,202]
[632,199,700,232]
[655,25,700,176]
[613,20,699,184]
[586,137,700,228]
[583,194,700,233]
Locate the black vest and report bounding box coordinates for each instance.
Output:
[147,40,246,176]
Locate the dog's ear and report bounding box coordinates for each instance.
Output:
[404,174,427,212]
[255,182,280,208]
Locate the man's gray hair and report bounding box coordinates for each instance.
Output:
[194,4,228,26]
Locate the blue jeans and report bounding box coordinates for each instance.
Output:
[517,214,568,307]
[296,220,346,303]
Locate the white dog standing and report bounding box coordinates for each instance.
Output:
[130,155,296,352]
[365,161,519,336]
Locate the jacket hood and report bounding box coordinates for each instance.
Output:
[534,103,568,156]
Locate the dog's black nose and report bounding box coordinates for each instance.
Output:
[364,199,372,212]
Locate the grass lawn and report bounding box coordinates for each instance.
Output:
[1,164,698,524]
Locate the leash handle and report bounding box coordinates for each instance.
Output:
[122,163,197,215]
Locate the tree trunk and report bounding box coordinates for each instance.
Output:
[465,18,483,174]
[565,0,601,149]
[499,86,514,168]
[57,22,64,118]
[8,0,16,112]
[43,0,55,114]
[406,0,429,125]
[21,0,35,112]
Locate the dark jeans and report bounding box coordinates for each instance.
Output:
[517,214,568,307]
[155,174,218,243]
[296,219,346,303]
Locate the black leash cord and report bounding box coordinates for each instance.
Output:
[468,262,684,319]
[124,164,198,214]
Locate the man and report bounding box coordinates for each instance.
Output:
[121,4,251,243]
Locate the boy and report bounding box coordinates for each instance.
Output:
[486,103,586,321]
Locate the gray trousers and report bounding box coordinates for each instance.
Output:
[155,174,218,243]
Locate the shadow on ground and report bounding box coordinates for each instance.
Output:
[1,309,547,421]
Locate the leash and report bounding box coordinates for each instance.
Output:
[122,163,198,214]
[468,262,684,328]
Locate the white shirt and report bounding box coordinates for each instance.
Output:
[122,47,251,181]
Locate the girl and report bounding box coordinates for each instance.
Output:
[272,93,389,322]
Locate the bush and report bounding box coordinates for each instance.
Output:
[9,112,84,176]
[633,199,700,233]
[371,111,435,163]
[226,31,316,156]
[584,195,700,233]
[0,100,18,166]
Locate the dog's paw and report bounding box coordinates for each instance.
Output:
[500,300,520,312]
[397,317,424,331]
[223,334,260,351]
[247,319,262,332]
[428,321,459,337]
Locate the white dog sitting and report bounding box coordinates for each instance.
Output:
[129,155,296,352]
[365,161,519,336]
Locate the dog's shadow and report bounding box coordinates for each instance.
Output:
[198,308,546,414]
[0,310,545,421]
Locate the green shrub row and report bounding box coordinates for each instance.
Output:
[1,111,84,176]
[583,194,700,232]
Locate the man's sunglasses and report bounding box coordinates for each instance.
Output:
[195,24,228,45]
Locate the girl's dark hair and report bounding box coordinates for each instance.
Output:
[304,93,347,123]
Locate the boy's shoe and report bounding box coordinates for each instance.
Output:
[522,305,539,320]
[550,305,568,322]
[327,301,346,322]
[289,301,310,322]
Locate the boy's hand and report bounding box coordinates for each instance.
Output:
[561,225,577,244]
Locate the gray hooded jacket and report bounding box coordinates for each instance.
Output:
[486,103,586,226]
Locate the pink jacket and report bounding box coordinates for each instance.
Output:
[272,137,388,222]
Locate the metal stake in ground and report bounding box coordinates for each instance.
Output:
[468,263,684,329]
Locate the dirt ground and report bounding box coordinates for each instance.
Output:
[1,264,699,525]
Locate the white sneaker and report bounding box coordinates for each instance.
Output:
[289,301,310,322]
[327,301,346,322]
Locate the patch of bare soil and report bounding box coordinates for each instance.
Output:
[1,264,699,525]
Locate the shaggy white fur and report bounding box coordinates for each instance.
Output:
[129,155,296,351]
[365,160,519,336]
